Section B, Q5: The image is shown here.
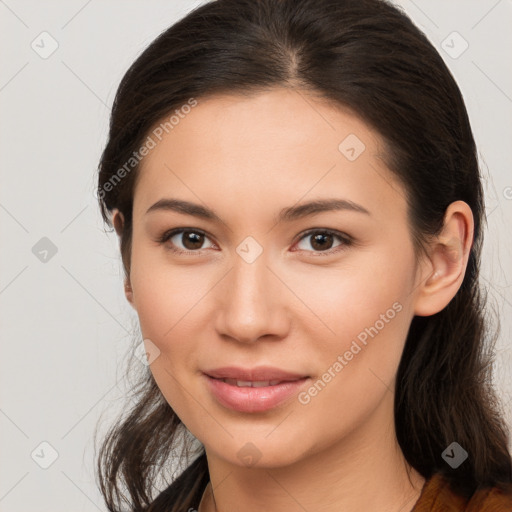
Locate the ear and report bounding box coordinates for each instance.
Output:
[112,208,124,237]
[111,209,136,309]
[413,200,474,317]
[124,278,135,308]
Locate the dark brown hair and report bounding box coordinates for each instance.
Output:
[95,0,512,510]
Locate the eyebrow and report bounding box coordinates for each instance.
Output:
[145,197,371,223]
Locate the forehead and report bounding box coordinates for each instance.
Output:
[133,88,405,223]
[140,87,382,165]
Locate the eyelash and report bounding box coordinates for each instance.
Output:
[157,227,353,257]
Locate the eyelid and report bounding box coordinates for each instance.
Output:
[291,228,353,256]
[158,227,353,255]
[157,227,216,254]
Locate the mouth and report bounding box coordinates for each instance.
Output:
[202,367,310,413]
[210,377,303,387]
[203,365,309,382]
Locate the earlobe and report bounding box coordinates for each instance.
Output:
[111,209,134,308]
[413,201,474,317]
[124,279,135,308]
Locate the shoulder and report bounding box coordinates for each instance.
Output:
[465,482,512,512]
[412,472,512,512]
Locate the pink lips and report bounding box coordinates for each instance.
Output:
[204,366,307,382]
[203,366,310,413]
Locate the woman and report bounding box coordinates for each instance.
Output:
[95,0,512,510]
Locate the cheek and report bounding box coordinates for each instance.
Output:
[128,250,215,421]
[287,252,413,347]
[130,260,206,426]
[296,288,411,444]
[130,244,206,340]
[292,249,414,406]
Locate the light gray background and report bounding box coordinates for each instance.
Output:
[1,1,511,510]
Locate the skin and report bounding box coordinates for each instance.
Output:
[112,87,474,512]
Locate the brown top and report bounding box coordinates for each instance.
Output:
[148,462,512,511]
[411,473,512,511]
[196,472,512,512]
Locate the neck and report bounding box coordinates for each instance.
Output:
[198,393,425,512]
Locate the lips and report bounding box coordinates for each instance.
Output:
[217,378,284,387]
[202,366,310,412]
[203,365,308,383]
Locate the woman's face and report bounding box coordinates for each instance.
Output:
[125,88,427,468]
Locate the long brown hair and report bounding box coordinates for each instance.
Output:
[95,0,512,510]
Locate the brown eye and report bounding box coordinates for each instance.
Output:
[159,229,215,254]
[310,232,335,251]
[295,229,352,254]
[180,231,205,250]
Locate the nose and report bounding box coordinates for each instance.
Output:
[214,251,290,345]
